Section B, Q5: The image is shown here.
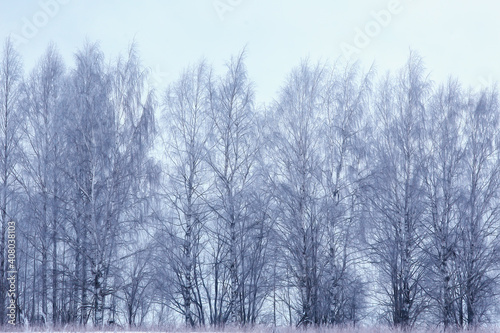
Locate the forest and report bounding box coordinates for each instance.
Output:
[1,37,500,332]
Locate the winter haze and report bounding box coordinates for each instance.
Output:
[0,0,500,332]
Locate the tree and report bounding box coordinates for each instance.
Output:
[268,61,325,326]
[319,62,372,325]
[4,38,500,329]
[64,42,156,326]
[421,79,465,330]
[0,37,23,326]
[121,243,155,327]
[457,87,500,328]
[19,44,66,325]
[64,43,113,325]
[109,44,158,327]
[367,54,429,329]
[267,60,370,327]
[205,50,259,326]
[161,60,212,327]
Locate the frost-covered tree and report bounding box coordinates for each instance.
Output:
[19,44,66,324]
[3,39,500,330]
[367,54,429,329]
[421,79,465,330]
[205,51,259,326]
[63,43,156,326]
[456,87,500,328]
[0,37,23,325]
[317,63,372,325]
[268,61,325,326]
[161,60,212,327]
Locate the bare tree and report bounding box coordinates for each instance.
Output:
[205,50,258,326]
[0,37,23,326]
[63,43,156,326]
[268,61,325,327]
[109,44,158,327]
[367,53,429,329]
[318,62,372,325]
[456,87,500,328]
[19,44,66,325]
[421,79,466,330]
[5,39,500,330]
[64,43,112,325]
[161,60,212,327]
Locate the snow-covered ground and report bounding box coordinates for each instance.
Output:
[7,327,500,333]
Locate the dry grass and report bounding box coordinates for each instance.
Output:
[2,325,500,333]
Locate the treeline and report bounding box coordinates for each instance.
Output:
[1,37,500,331]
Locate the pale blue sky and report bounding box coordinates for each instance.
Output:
[1,0,499,104]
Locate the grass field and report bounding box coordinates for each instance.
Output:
[2,326,500,333]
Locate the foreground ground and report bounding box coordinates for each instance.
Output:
[2,326,500,333]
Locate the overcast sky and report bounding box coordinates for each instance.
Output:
[1,0,499,105]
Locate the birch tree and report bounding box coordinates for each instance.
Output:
[0,37,23,326]
[65,43,155,325]
[367,54,429,329]
[20,44,66,325]
[422,79,465,329]
[161,60,212,327]
[64,43,112,324]
[318,63,372,325]
[457,87,500,328]
[269,61,325,326]
[205,51,258,326]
